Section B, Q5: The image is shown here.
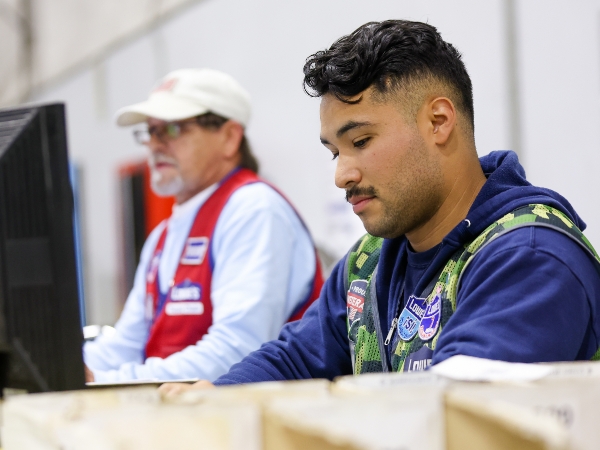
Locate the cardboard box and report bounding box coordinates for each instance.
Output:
[264,386,446,450]
[3,386,159,449]
[431,356,600,449]
[51,401,260,450]
[4,358,600,450]
[2,386,261,450]
[447,378,600,450]
[445,390,570,450]
[333,361,574,450]
[171,378,332,406]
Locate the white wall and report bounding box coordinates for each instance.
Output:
[34,0,589,325]
[517,0,600,247]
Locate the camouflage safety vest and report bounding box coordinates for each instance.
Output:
[345,204,600,375]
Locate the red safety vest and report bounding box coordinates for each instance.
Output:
[144,168,324,359]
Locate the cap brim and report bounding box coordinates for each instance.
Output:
[115,95,209,126]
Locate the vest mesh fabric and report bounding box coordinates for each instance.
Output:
[346,235,384,373]
[346,204,600,374]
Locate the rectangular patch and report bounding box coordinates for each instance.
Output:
[180,237,209,265]
[347,280,368,322]
[165,302,204,316]
[170,282,202,301]
[403,346,434,372]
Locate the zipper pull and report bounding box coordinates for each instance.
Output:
[384,318,398,346]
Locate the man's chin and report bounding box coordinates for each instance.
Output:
[150,180,184,197]
[361,218,402,239]
[361,219,383,238]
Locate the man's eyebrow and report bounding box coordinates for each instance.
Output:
[320,120,373,145]
[336,121,372,138]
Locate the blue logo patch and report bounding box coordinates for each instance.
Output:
[397,295,427,341]
[181,237,209,265]
[418,287,442,341]
[403,345,434,372]
[170,279,202,301]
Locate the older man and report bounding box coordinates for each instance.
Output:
[84,69,322,382]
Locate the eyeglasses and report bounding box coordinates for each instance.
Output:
[133,118,199,145]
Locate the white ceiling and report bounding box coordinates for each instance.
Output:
[0,0,201,107]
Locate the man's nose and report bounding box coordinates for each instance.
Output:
[334,154,362,190]
[146,136,167,154]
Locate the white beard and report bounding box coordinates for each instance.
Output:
[150,169,184,197]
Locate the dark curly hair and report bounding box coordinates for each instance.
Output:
[303,20,474,132]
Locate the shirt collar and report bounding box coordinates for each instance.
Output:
[170,183,219,220]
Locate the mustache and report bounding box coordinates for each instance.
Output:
[149,153,179,168]
[345,185,376,202]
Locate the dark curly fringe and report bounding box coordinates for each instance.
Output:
[303,20,474,129]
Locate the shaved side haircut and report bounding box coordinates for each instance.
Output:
[303,20,475,135]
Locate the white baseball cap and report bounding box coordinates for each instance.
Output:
[115,68,251,127]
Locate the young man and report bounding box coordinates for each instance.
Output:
[163,20,600,393]
[84,68,322,382]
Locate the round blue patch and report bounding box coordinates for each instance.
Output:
[397,296,427,341]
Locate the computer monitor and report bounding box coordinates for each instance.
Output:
[0,102,86,393]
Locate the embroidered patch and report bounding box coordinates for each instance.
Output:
[146,252,161,284]
[170,280,202,301]
[397,295,427,341]
[403,346,434,372]
[347,280,368,324]
[165,302,204,316]
[418,287,442,341]
[180,237,209,265]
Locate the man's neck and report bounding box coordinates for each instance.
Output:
[407,156,486,252]
[172,184,219,216]
[175,163,239,205]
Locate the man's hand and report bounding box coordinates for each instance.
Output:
[159,380,215,399]
[84,364,95,382]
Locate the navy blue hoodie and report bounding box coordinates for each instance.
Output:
[215,151,600,384]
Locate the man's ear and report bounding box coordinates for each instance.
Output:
[420,97,457,146]
[221,121,244,159]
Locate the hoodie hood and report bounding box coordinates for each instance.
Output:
[376,149,588,331]
[443,150,585,247]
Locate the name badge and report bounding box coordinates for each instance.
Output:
[180,237,209,265]
[165,302,204,316]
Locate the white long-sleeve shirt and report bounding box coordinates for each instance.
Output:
[84,181,316,382]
